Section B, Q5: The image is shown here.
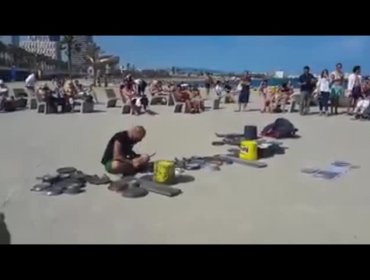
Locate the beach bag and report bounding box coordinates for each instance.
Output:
[261,118,298,139]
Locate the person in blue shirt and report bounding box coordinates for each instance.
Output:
[10,65,16,82]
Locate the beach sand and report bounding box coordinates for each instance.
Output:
[1,82,369,244]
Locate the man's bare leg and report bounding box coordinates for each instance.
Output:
[109,155,150,175]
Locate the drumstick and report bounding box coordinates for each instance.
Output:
[149,152,156,158]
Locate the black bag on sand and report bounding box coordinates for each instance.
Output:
[261,118,298,139]
[4,100,16,112]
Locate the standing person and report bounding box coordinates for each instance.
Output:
[10,65,16,82]
[317,69,331,116]
[223,80,234,103]
[236,73,251,112]
[204,73,214,97]
[298,66,316,115]
[330,63,345,115]
[214,81,223,98]
[25,72,37,96]
[259,80,271,113]
[135,78,148,96]
[347,65,363,114]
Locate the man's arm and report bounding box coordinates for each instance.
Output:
[113,140,125,162]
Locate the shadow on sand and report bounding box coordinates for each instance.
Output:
[0,213,11,245]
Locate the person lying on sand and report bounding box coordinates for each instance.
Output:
[101,126,150,176]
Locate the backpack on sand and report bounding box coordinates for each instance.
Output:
[261,118,298,139]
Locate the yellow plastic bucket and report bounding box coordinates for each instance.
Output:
[239,140,258,161]
[153,160,175,184]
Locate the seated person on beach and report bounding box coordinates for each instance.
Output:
[190,87,205,112]
[174,85,202,113]
[50,81,68,112]
[101,126,150,175]
[63,80,78,110]
[150,80,166,96]
[0,81,15,112]
[272,83,293,112]
[354,80,370,119]
[120,79,148,114]
[0,96,16,112]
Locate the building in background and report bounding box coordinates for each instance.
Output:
[273,70,285,79]
[20,36,61,61]
[70,35,94,67]
[0,35,20,46]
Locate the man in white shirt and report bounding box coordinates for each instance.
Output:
[25,72,37,96]
[214,81,223,97]
[347,65,363,114]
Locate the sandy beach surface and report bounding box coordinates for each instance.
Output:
[1,82,370,244]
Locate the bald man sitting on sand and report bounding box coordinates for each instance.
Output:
[101,126,150,175]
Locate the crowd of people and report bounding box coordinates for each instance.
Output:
[119,75,205,114]
[0,72,97,113]
[2,63,370,119]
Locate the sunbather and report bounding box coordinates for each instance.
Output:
[150,80,166,96]
[273,82,293,113]
[101,126,150,176]
[175,85,201,113]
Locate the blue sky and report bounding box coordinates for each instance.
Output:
[94,36,370,74]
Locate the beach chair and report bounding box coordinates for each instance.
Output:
[121,102,132,114]
[13,88,29,109]
[72,99,95,113]
[150,93,169,105]
[104,88,118,108]
[35,94,55,114]
[168,93,184,113]
[120,94,133,114]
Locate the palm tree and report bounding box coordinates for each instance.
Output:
[85,43,103,85]
[60,36,81,77]
[85,43,119,86]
